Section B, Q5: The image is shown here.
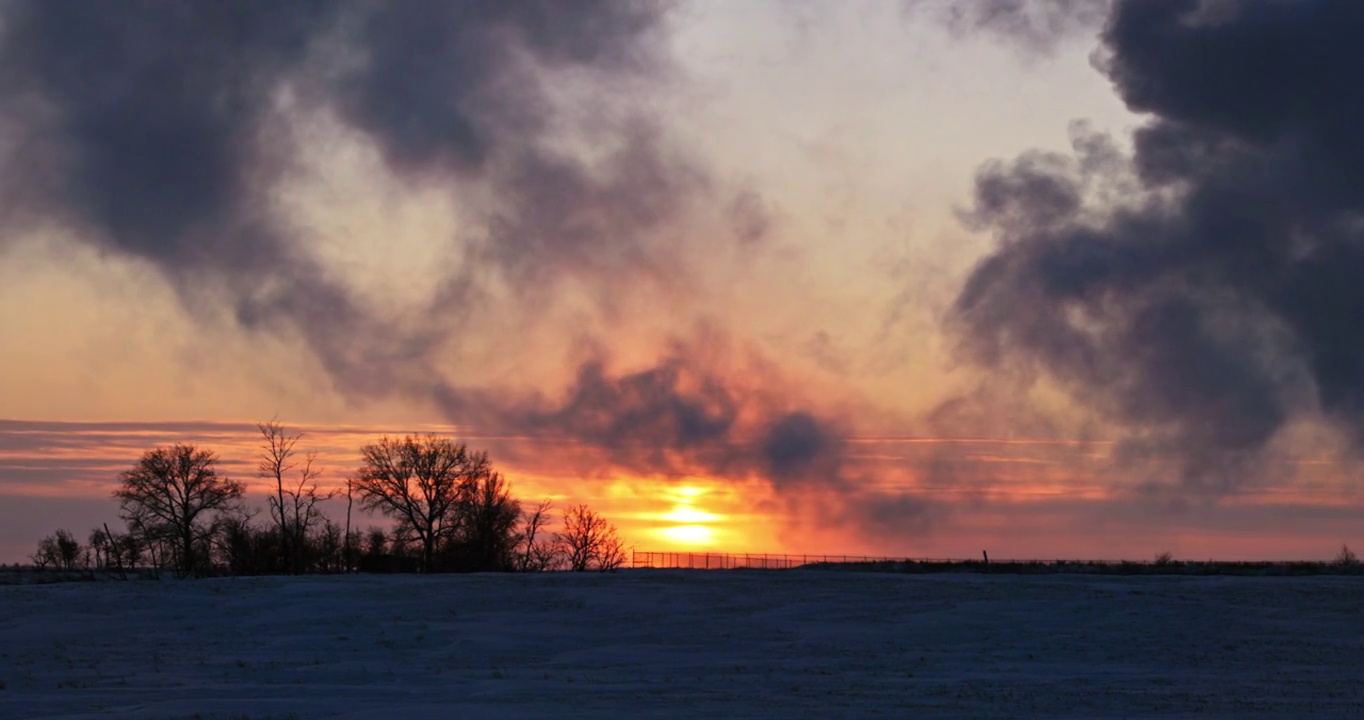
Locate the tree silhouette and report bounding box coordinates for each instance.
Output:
[351,435,492,572]
[113,444,244,577]
[558,505,626,572]
[258,420,332,573]
[450,471,521,571]
[31,529,79,570]
[516,499,559,571]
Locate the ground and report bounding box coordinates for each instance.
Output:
[1,570,1361,718]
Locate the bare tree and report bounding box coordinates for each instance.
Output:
[88,527,109,570]
[350,435,491,572]
[30,533,58,569]
[516,500,559,571]
[56,529,81,569]
[31,529,81,570]
[557,505,627,572]
[314,520,346,573]
[365,527,388,557]
[110,525,143,574]
[114,444,245,577]
[126,514,172,576]
[94,523,137,579]
[452,471,521,571]
[258,420,333,573]
[344,479,354,572]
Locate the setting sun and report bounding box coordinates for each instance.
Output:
[658,524,716,546]
[648,484,724,548]
[661,505,719,525]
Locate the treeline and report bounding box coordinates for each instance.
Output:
[29,421,626,578]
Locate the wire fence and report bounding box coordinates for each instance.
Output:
[631,551,927,570]
[629,551,1364,575]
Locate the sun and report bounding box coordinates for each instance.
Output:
[661,506,720,524]
[658,524,716,545]
[651,484,722,548]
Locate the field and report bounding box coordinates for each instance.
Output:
[1,570,1362,718]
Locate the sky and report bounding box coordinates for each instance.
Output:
[2,0,1363,563]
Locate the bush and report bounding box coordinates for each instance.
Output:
[31,529,81,570]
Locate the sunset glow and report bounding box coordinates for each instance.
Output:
[657,524,717,547]
[650,485,724,547]
[1,419,1363,563]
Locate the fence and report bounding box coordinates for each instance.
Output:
[631,551,923,570]
[630,552,1364,575]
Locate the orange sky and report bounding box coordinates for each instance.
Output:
[2,420,1360,564]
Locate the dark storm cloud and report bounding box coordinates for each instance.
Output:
[481,126,705,291]
[0,1,411,393]
[951,0,1364,493]
[330,2,705,295]
[335,1,665,177]
[490,341,853,489]
[905,0,1109,56]
[0,1,329,262]
[467,337,935,532]
[0,1,687,394]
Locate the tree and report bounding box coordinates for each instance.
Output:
[258,420,332,573]
[88,527,110,570]
[557,505,626,572]
[516,500,559,571]
[113,444,245,577]
[215,511,271,576]
[350,435,492,572]
[30,535,57,569]
[344,479,355,572]
[449,471,521,571]
[97,522,142,578]
[126,514,173,575]
[55,528,81,569]
[313,520,346,573]
[31,529,81,570]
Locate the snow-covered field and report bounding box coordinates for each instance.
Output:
[1,570,1361,719]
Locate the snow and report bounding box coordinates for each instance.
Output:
[1,570,1362,718]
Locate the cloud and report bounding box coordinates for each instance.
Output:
[484,337,830,481]
[905,0,1109,57]
[0,1,700,398]
[461,332,936,536]
[950,0,1364,495]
